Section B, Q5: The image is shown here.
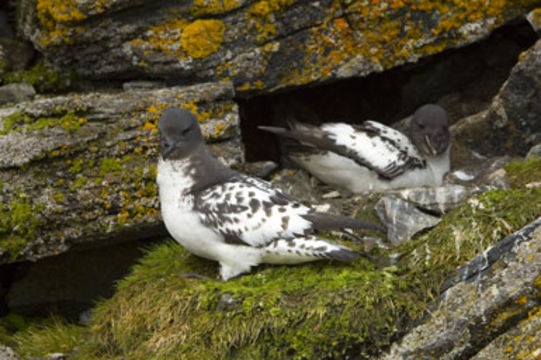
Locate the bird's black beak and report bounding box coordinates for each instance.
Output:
[161,137,175,158]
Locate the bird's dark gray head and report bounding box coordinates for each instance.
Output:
[158,108,204,160]
[409,104,450,157]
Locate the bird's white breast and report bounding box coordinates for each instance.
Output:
[157,158,223,260]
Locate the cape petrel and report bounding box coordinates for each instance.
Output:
[260,104,451,194]
[157,108,382,280]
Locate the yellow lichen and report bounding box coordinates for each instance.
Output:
[36,0,88,47]
[180,20,226,59]
[191,0,241,17]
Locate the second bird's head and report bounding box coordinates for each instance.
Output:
[409,104,450,157]
[158,108,204,160]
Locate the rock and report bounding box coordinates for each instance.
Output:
[471,310,541,360]
[15,0,539,94]
[0,345,21,360]
[122,80,166,91]
[526,8,541,35]
[0,83,35,105]
[0,38,35,72]
[452,39,541,156]
[379,218,541,360]
[270,168,322,205]
[481,168,510,189]
[375,195,441,246]
[237,160,278,179]
[393,185,493,215]
[526,143,541,159]
[0,81,241,264]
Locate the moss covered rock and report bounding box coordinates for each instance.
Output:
[0,81,241,264]
[15,0,539,95]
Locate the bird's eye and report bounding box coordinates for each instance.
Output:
[418,123,425,129]
[182,128,190,135]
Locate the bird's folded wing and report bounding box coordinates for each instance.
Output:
[321,121,426,180]
[192,176,314,247]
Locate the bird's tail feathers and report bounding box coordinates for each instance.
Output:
[303,213,386,233]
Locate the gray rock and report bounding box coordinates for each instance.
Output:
[526,8,541,35]
[270,168,323,206]
[526,143,541,159]
[15,0,539,94]
[122,80,166,91]
[0,83,35,105]
[452,39,541,156]
[238,161,278,179]
[0,81,241,264]
[0,37,35,72]
[375,195,441,246]
[0,345,21,360]
[393,185,493,215]
[471,310,541,360]
[481,168,510,189]
[379,218,541,360]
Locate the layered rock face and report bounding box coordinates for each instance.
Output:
[16,0,540,93]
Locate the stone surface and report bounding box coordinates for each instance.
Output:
[375,195,441,246]
[452,38,541,156]
[471,310,541,360]
[526,143,541,159]
[0,345,21,360]
[393,185,493,215]
[379,218,541,360]
[0,81,241,264]
[0,83,35,105]
[15,0,539,95]
[527,7,541,34]
[0,38,34,73]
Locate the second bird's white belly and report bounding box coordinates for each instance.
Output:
[293,150,450,193]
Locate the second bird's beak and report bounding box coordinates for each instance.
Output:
[424,135,438,156]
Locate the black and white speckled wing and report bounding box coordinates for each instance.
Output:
[192,175,314,247]
[317,121,426,180]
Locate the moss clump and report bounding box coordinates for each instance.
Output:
[0,111,31,135]
[5,317,86,359]
[0,193,43,262]
[3,60,73,93]
[504,157,541,188]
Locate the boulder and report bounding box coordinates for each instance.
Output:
[0,81,241,264]
[375,195,441,245]
[0,83,35,105]
[379,218,541,360]
[452,38,541,156]
[15,0,539,94]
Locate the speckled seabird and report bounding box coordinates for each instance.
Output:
[259,104,451,194]
[157,108,382,280]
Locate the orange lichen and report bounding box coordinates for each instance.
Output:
[246,0,297,41]
[36,0,88,47]
[191,0,241,17]
[180,20,226,59]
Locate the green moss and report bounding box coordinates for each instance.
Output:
[9,317,86,359]
[98,158,122,178]
[0,111,31,135]
[504,157,541,188]
[3,59,73,93]
[0,193,43,262]
[28,112,87,133]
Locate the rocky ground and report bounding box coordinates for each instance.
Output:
[1,1,540,359]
